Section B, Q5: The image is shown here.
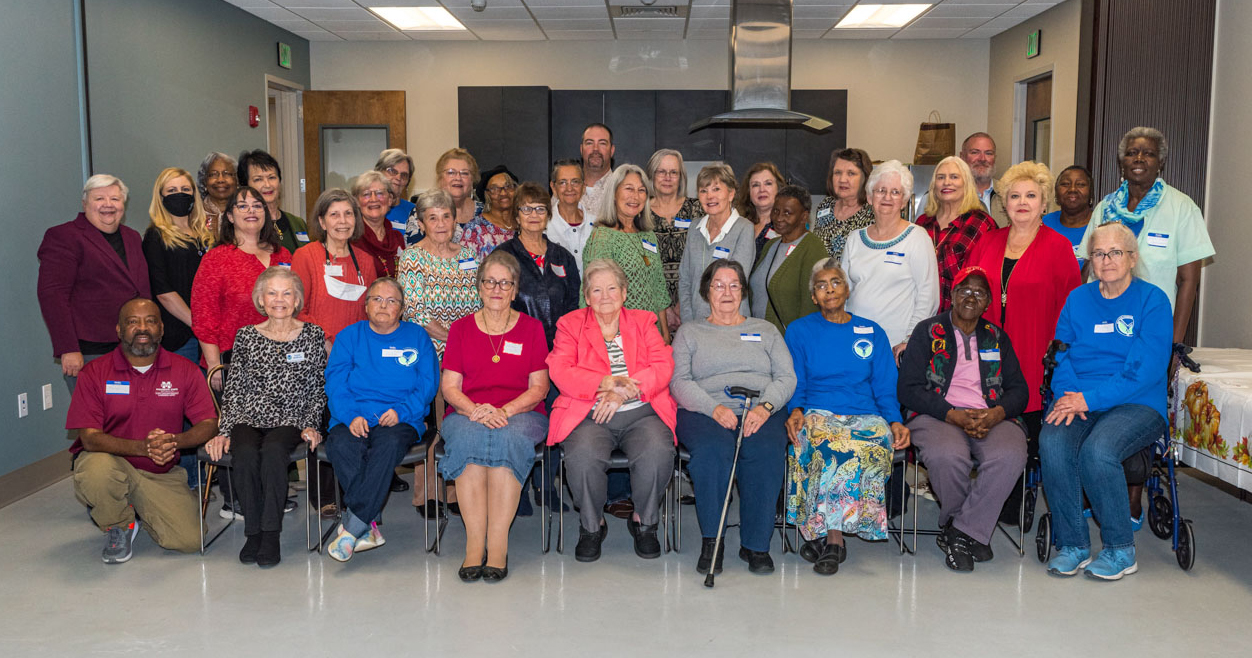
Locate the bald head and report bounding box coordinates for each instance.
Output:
[116,298,163,358]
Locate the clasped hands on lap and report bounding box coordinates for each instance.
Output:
[591,374,639,424]
[1045,392,1089,426]
[945,406,1007,439]
[784,408,911,450]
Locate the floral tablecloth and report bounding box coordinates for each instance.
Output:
[1170,347,1252,492]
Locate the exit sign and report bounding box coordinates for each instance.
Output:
[1027,30,1041,58]
[278,42,292,69]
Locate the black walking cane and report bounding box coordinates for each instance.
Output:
[705,386,761,588]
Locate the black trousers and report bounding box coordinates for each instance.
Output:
[231,425,302,535]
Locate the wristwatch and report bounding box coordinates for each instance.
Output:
[761,401,775,413]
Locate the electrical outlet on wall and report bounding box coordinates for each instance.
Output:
[18,393,28,418]
[42,384,53,410]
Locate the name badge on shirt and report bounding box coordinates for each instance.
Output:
[1146,232,1170,248]
[765,228,779,240]
[979,349,1001,361]
[1094,322,1115,334]
[105,381,130,395]
[712,246,731,260]
[884,250,905,265]
[390,219,406,232]
[641,239,659,254]
[853,325,874,334]
[382,347,419,366]
[458,258,477,271]
[552,264,567,278]
[785,244,797,257]
[740,333,762,342]
[673,218,692,229]
[816,207,833,220]
[324,264,343,277]
[295,231,310,243]
[503,341,523,356]
[381,348,405,358]
[276,262,291,269]
[286,352,305,363]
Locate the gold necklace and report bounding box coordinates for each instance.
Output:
[483,310,513,363]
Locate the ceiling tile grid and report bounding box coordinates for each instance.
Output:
[223,0,1067,42]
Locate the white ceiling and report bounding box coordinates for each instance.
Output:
[223,0,1064,42]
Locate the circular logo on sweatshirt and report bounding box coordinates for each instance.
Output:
[1115,315,1135,337]
[397,349,418,366]
[853,338,874,359]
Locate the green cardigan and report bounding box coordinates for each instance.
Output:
[750,231,828,335]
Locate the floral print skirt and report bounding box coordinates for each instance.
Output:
[786,410,892,541]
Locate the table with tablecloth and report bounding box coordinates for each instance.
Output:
[1170,347,1252,493]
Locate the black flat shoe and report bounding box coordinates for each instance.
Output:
[800,537,824,564]
[256,531,281,567]
[390,474,410,493]
[447,502,461,517]
[482,558,509,583]
[459,556,486,582]
[239,534,261,565]
[575,522,608,562]
[627,519,661,559]
[416,499,445,519]
[813,544,839,576]
[696,537,724,575]
[739,547,775,574]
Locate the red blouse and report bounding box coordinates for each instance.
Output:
[191,244,293,353]
[357,223,406,278]
[442,313,550,418]
[916,209,998,311]
[966,226,1081,413]
[292,242,379,343]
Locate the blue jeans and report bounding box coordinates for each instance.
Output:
[678,409,787,552]
[326,422,418,537]
[1039,403,1165,551]
[170,338,200,364]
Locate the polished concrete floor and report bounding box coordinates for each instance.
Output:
[2,468,1249,657]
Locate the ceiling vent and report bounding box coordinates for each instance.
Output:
[611,6,687,19]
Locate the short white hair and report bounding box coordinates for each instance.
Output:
[866,160,913,199]
[83,174,129,204]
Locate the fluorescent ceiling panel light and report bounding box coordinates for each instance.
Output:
[835,4,930,29]
[370,6,465,31]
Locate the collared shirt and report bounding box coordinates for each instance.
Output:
[546,199,594,264]
[696,212,741,244]
[65,347,217,474]
[915,209,998,311]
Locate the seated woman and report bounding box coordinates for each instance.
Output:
[204,268,326,567]
[440,250,550,582]
[1041,222,1172,581]
[897,266,1029,572]
[548,259,677,563]
[671,260,796,575]
[748,184,828,334]
[784,259,910,576]
[323,277,439,561]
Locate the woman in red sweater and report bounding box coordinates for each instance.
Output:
[292,188,378,350]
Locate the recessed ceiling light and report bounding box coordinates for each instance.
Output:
[370,6,466,31]
[835,4,931,29]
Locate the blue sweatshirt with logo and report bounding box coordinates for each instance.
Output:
[784,312,902,423]
[325,320,439,429]
[1049,278,1172,419]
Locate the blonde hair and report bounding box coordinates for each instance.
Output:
[434,147,480,187]
[923,156,983,218]
[995,161,1054,206]
[148,167,212,249]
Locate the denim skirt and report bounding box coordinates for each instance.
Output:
[439,411,548,484]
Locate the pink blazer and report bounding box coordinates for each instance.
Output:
[545,307,677,446]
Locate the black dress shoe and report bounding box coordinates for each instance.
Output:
[627,519,661,559]
[239,534,261,565]
[256,531,281,567]
[482,558,509,583]
[972,539,994,563]
[943,524,975,572]
[459,557,485,582]
[390,474,410,493]
[739,547,775,574]
[415,499,445,519]
[813,543,840,576]
[575,522,608,562]
[447,502,461,517]
[800,537,824,564]
[696,537,724,575]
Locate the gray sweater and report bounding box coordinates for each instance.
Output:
[678,212,757,322]
[670,317,796,416]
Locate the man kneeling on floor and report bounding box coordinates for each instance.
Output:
[67,298,218,563]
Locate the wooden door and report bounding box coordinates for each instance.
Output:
[302,90,407,214]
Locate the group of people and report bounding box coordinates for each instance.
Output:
[40,121,1213,583]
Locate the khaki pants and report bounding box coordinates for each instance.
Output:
[73,452,202,553]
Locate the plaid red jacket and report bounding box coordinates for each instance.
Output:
[915,209,997,310]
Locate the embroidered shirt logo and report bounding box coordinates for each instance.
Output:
[1115,315,1135,337]
[853,338,874,359]
[156,381,180,397]
[397,349,419,366]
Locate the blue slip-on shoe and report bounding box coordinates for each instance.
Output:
[1130,512,1144,532]
[1046,546,1092,577]
[1084,546,1138,581]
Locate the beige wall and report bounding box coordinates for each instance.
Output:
[310,37,988,186]
[987,0,1082,176]
[1198,0,1248,348]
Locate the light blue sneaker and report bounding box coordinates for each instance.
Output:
[1130,511,1145,532]
[1046,546,1092,577]
[1084,546,1138,581]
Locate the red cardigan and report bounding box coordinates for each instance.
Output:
[545,307,677,445]
[966,225,1081,412]
[37,214,151,357]
[190,244,293,353]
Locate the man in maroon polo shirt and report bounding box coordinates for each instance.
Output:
[67,298,217,563]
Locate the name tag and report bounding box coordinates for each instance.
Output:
[765,228,779,239]
[1094,322,1114,334]
[884,251,905,265]
[105,381,130,395]
[552,264,567,277]
[816,207,833,220]
[712,246,731,260]
[1073,244,1082,257]
[381,348,405,358]
[979,349,1001,361]
[740,333,762,342]
[324,264,343,277]
[1146,232,1170,248]
[673,218,691,229]
[390,219,406,232]
[275,262,291,269]
[458,258,477,271]
[641,239,658,254]
[853,325,874,334]
[785,244,797,257]
[286,352,305,363]
[503,341,523,356]
[295,231,310,243]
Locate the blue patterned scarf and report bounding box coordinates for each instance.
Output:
[1100,177,1165,237]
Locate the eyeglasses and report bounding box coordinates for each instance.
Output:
[233,202,264,212]
[481,278,516,291]
[655,169,680,179]
[360,190,388,200]
[954,286,990,300]
[871,188,905,199]
[207,170,236,180]
[487,184,516,195]
[554,179,583,188]
[1090,249,1133,261]
[384,166,411,182]
[813,281,844,292]
[442,169,472,179]
[711,282,742,293]
[366,296,402,307]
[518,205,548,216]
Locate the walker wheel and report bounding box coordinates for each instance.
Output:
[1022,489,1037,534]
[1176,519,1195,571]
[1149,494,1174,540]
[1035,513,1051,563]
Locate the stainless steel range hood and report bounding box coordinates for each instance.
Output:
[690,0,832,133]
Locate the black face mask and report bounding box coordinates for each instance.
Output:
[162,192,195,217]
